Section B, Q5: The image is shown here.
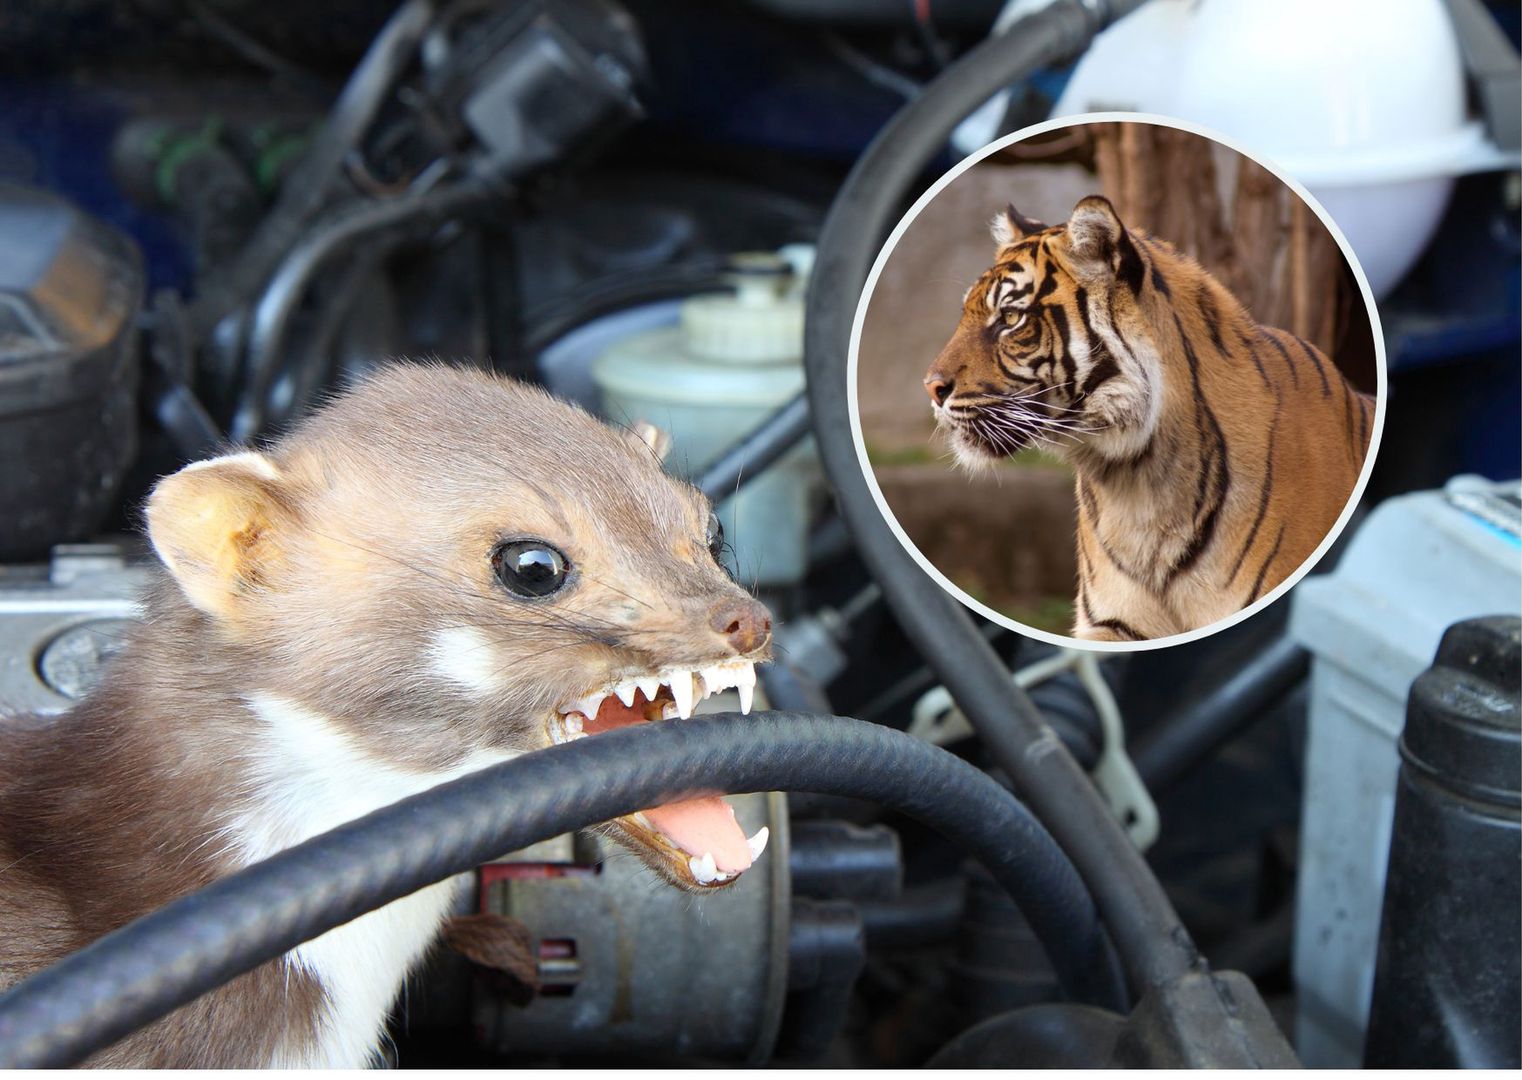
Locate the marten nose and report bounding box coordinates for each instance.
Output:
[924,373,954,406]
[710,597,771,655]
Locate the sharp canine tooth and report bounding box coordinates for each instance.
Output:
[747,826,769,860]
[736,662,756,715]
[670,670,696,719]
[560,692,602,719]
[614,682,637,708]
[689,851,718,885]
[636,676,660,702]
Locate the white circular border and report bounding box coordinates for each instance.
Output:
[847,111,1389,654]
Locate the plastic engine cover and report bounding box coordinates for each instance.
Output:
[0,184,143,560]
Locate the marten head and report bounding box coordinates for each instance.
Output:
[145,363,772,890]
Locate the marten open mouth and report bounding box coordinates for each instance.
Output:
[547,661,766,889]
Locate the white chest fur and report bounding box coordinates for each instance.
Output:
[238,694,517,1068]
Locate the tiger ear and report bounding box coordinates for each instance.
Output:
[1065,195,1145,290]
[145,452,299,623]
[990,203,1047,248]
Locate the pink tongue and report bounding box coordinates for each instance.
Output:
[643,796,754,874]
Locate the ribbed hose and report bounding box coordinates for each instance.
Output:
[0,712,1124,1068]
[801,0,1203,996]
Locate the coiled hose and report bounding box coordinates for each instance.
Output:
[0,712,1124,1068]
[801,0,1205,997]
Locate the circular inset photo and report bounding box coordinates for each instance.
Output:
[850,115,1385,649]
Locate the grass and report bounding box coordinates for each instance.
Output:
[864,435,1078,638]
[999,595,1076,636]
[952,576,1075,637]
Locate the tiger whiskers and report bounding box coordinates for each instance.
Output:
[980,403,1101,443]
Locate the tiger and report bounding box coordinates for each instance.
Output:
[923,194,1374,642]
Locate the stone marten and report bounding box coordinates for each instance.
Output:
[0,363,773,1066]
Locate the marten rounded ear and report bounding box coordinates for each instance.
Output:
[991,203,1047,248]
[1064,195,1145,291]
[625,420,672,464]
[146,452,297,621]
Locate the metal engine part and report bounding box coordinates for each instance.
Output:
[424,0,647,180]
[473,791,792,1063]
[0,544,149,716]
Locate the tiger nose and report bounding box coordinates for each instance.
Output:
[924,374,954,406]
[710,597,771,655]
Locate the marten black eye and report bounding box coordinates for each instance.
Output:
[705,512,724,561]
[491,540,569,599]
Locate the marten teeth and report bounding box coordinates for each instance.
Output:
[696,661,758,714]
[747,826,769,861]
[736,666,755,715]
[698,665,726,696]
[559,692,603,720]
[549,712,588,745]
[669,671,697,719]
[554,660,759,727]
[689,851,720,884]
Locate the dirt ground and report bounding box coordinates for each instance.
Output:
[874,461,1079,633]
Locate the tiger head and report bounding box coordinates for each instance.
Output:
[924,195,1165,472]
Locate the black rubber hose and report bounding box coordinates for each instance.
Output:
[230,177,498,442]
[801,0,1202,997]
[1132,637,1309,794]
[696,392,812,503]
[0,712,1124,1068]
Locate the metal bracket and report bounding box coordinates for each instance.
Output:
[910,648,1159,849]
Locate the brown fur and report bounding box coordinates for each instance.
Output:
[0,363,771,1065]
[926,197,1373,640]
[441,914,539,1005]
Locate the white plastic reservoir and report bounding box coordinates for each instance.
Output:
[1043,0,1518,298]
[592,249,819,588]
[1289,475,1522,1066]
